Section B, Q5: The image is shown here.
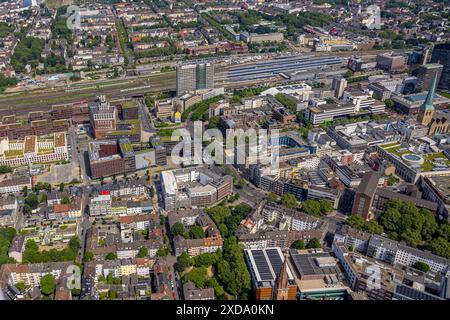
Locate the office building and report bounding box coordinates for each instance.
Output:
[176,62,214,96]
[89,96,117,139]
[415,63,443,93]
[160,167,233,210]
[376,53,407,73]
[351,171,379,219]
[430,42,450,91]
[88,140,125,179]
[332,75,347,99]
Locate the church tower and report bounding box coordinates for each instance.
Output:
[272,252,290,300]
[417,73,438,126]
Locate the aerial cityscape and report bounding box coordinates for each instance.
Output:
[0,0,449,304]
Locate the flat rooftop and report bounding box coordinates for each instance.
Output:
[290,249,342,278]
[426,174,450,203]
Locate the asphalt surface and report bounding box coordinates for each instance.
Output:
[136,97,156,133]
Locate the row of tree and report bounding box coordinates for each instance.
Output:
[171,223,207,240]
[347,199,450,258]
[22,237,81,263]
[177,236,251,299]
[0,227,16,266]
[205,203,253,238]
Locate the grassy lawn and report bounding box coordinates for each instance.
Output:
[380,142,401,149]
[384,146,410,157]
[438,91,450,99]
[425,152,449,161]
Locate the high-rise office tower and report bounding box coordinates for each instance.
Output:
[415,63,443,93]
[430,42,450,91]
[176,62,214,96]
[332,75,347,99]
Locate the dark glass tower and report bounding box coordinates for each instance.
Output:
[430,43,450,91]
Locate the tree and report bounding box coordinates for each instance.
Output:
[108,290,117,299]
[420,209,438,241]
[105,252,117,260]
[84,251,94,262]
[171,222,186,237]
[39,193,48,203]
[380,207,402,232]
[175,252,192,272]
[61,195,71,205]
[194,252,217,267]
[412,261,430,273]
[427,237,450,259]
[266,192,278,203]
[346,215,365,229]
[184,267,208,288]
[68,236,80,253]
[156,247,169,257]
[0,165,12,174]
[235,178,246,189]
[216,236,250,296]
[306,238,321,249]
[22,186,28,197]
[302,199,322,216]
[387,174,398,186]
[281,193,297,209]
[23,204,32,215]
[344,70,354,79]
[40,274,56,295]
[149,186,155,198]
[59,183,64,192]
[385,99,394,109]
[319,199,333,214]
[291,240,305,249]
[160,215,166,227]
[208,115,221,129]
[363,220,384,235]
[206,277,224,298]
[0,227,16,266]
[190,226,206,239]
[400,229,422,247]
[24,193,39,209]
[137,246,148,258]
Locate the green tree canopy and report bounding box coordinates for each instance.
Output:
[137,246,148,258]
[266,192,278,202]
[105,252,117,260]
[171,222,186,237]
[302,199,322,215]
[175,252,192,272]
[291,240,305,249]
[281,193,297,209]
[194,252,217,267]
[40,274,56,295]
[412,261,430,273]
[190,226,206,239]
[306,238,321,249]
[319,199,334,214]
